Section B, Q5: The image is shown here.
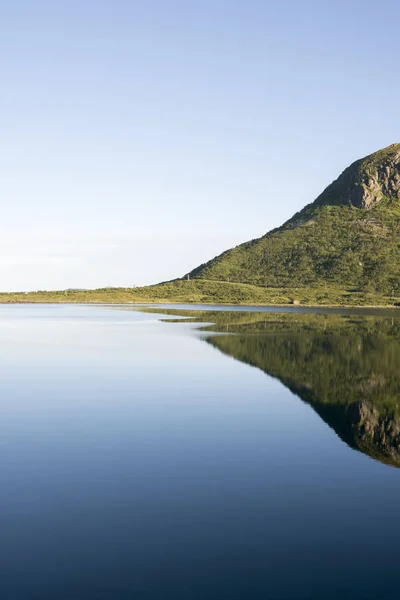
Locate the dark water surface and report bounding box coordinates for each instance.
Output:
[1,304,400,599]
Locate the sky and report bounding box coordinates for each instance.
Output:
[1,0,399,291]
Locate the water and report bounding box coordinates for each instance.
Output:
[1,304,400,599]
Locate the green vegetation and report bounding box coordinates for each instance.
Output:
[0,278,397,306]
[2,144,400,307]
[189,202,400,294]
[189,144,400,297]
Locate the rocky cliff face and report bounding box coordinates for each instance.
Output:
[314,143,400,210]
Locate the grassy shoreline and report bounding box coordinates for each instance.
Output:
[0,279,399,309]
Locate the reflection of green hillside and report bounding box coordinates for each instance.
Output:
[137,306,400,335]
[208,320,400,467]
[208,330,400,463]
[140,308,400,467]
[208,329,400,410]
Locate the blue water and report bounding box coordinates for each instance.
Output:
[0,304,399,599]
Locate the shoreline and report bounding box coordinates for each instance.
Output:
[1,300,400,310]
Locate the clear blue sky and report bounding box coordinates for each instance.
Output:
[1,0,399,290]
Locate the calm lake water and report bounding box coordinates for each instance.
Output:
[1,304,400,599]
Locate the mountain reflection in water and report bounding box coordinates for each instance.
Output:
[141,308,400,467]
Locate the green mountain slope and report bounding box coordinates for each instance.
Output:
[189,143,400,294]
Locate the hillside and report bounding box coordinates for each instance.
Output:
[188,144,400,295]
[2,144,400,307]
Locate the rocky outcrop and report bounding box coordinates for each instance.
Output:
[314,143,400,210]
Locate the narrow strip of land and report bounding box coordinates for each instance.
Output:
[0,279,399,307]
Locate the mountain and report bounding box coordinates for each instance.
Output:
[2,144,400,306]
[188,144,400,295]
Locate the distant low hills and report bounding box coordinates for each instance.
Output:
[188,143,400,296]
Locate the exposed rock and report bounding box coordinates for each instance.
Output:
[314,143,400,210]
